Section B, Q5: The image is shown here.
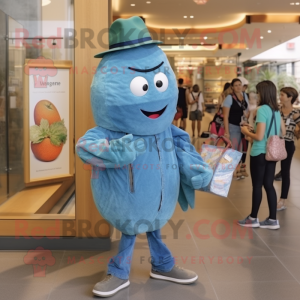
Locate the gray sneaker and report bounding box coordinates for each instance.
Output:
[237,216,260,228]
[259,218,280,230]
[150,265,198,284]
[92,275,130,297]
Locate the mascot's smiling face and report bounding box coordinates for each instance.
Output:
[91,44,178,135]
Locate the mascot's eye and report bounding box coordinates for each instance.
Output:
[156,80,163,88]
[154,72,168,92]
[130,76,149,96]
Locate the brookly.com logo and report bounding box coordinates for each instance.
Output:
[23,247,56,277]
[25,56,58,88]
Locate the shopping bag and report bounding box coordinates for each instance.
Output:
[203,134,226,147]
[199,136,242,197]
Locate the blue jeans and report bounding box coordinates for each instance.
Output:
[229,123,242,151]
[107,229,175,280]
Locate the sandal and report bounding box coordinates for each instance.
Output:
[233,167,241,180]
[277,199,287,211]
[233,163,242,180]
[240,164,249,177]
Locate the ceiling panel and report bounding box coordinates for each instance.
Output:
[112,0,300,62]
[113,0,300,28]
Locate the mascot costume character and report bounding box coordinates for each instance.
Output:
[76,16,213,297]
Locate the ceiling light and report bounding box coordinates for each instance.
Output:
[194,0,208,4]
[146,1,151,3]
[268,30,271,33]
[42,0,51,6]
[161,45,218,52]
[290,2,295,4]
[246,48,249,50]
[296,2,300,4]
[190,16,194,18]
[167,37,170,40]
[180,37,184,39]
[131,3,135,6]
[204,36,208,40]
[260,36,264,39]
[184,16,187,18]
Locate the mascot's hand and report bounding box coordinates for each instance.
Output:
[190,164,213,190]
[110,134,146,165]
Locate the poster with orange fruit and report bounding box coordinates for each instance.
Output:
[28,67,70,181]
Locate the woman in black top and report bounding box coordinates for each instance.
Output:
[222,78,250,179]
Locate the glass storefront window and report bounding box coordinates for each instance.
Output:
[295,61,300,85]
[286,63,292,76]
[0,0,75,216]
[278,64,287,74]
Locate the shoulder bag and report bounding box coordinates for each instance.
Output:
[265,110,287,161]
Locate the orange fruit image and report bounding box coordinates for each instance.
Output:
[31,138,63,162]
[34,100,61,125]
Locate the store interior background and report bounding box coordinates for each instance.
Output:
[0,0,300,243]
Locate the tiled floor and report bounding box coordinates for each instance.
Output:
[1,114,300,300]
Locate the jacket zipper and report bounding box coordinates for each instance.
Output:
[128,164,134,193]
[125,132,135,193]
[155,135,163,211]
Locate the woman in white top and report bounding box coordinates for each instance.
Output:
[188,84,205,137]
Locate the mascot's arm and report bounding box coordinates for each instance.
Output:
[76,127,145,168]
[171,125,213,211]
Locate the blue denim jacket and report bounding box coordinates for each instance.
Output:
[76,125,212,235]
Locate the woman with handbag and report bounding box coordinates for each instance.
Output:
[188,84,205,138]
[222,78,250,179]
[238,81,286,230]
[210,83,232,137]
[276,87,300,211]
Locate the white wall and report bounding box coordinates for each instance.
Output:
[252,36,300,61]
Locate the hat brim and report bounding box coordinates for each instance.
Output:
[94,40,163,58]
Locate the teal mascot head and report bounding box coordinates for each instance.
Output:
[91,16,178,135]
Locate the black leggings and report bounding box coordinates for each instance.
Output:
[280,141,295,199]
[250,154,277,220]
[241,136,248,164]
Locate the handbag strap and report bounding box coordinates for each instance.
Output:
[197,92,201,110]
[215,135,232,151]
[267,110,277,138]
[232,92,247,110]
[191,92,199,111]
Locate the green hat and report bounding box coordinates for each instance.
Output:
[94,16,162,58]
